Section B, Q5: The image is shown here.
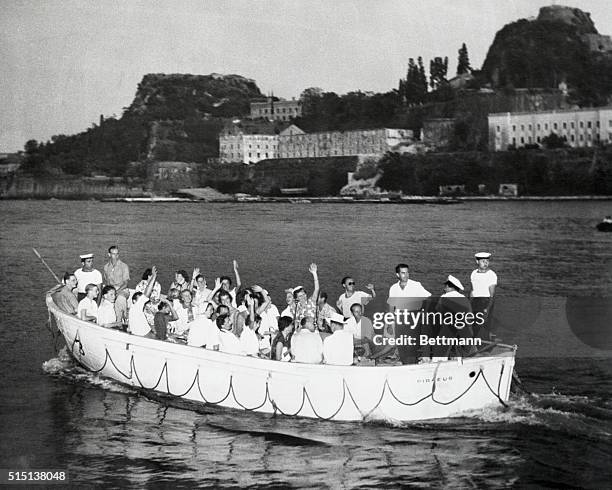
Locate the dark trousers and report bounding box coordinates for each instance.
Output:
[471,297,495,340]
[395,321,420,365]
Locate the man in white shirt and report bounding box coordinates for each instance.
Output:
[387,263,432,364]
[187,303,219,349]
[74,253,103,301]
[336,276,375,318]
[128,266,158,337]
[343,304,374,357]
[323,313,354,366]
[217,313,242,355]
[470,252,498,340]
[97,285,123,329]
[291,317,323,364]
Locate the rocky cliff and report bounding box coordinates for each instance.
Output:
[481,5,612,105]
[127,73,263,119]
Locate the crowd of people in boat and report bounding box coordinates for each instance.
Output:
[52,246,498,365]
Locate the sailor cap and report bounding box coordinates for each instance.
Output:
[79,253,94,260]
[446,274,464,291]
[329,312,345,324]
[474,252,491,259]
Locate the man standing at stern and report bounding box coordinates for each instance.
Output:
[470,252,497,340]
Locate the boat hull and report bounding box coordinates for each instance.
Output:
[47,293,515,422]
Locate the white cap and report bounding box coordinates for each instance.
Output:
[291,286,303,293]
[474,252,491,259]
[329,312,345,324]
[79,253,94,260]
[446,274,464,291]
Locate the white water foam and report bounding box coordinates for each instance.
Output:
[42,347,136,395]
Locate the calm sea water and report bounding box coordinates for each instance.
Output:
[1,200,611,487]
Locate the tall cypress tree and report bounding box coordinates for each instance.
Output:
[430,56,449,90]
[457,43,471,75]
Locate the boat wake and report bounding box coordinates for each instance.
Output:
[42,347,136,395]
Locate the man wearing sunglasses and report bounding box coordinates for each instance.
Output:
[336,276,376,318]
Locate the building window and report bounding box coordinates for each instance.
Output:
[545,123,549,130]
[512,125,516,132]
[563,122,567,129]
[512,137,516,145]
[521,124,524,131]
[537,136,541,143]
[588,121,592,129]
[496,126,500,133]
[579,135,583,141]
[580,121,584,128]
[596,121,600,128]
[553,123,558,130]
[520,137,525,144]
[571,122,575,129]
[537,123,541,131]
[571,135,575,142]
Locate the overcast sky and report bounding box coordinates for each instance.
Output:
[1,0,611,152]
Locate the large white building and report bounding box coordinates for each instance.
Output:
[218,121,279,164]
[218,123,414,164]
[250,97,302,121]
[277,126,413,159]
[488,107,612,151]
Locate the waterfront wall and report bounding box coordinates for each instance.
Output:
[201,156,358,196]
[0,176,148,199]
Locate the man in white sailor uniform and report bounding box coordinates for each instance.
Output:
[425,275,476,361]
[470,252,497,340]
[74,253,103,302]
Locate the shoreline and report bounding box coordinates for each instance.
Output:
[2,195,612,203]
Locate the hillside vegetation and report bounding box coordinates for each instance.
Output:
[16,6,612,180]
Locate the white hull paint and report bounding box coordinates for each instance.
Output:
[47,292,515,422]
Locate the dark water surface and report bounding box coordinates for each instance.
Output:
[1,200,611,487]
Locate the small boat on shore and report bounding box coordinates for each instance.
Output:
[46,287,516,422]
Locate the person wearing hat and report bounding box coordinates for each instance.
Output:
[74,253,103,302]
[323,312,354,366]
[470,252,497,340]
[424,275,476,361]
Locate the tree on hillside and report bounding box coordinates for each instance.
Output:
[429,56,449,90]
[542,132,567,149]
[417,57,427,94]
[399,57,428,105]
[457,43,471,75]
[299,87,324,116]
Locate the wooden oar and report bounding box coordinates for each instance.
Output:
[32,248,61,284]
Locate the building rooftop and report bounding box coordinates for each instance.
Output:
[489,106,612,117]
